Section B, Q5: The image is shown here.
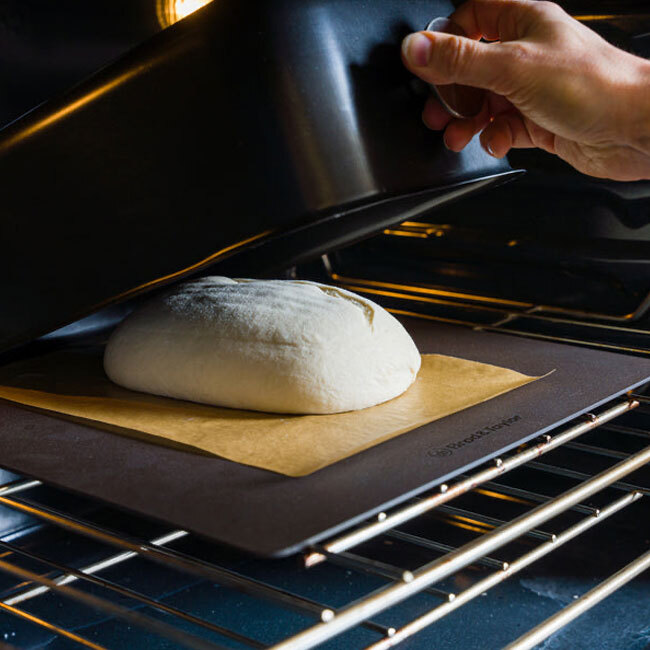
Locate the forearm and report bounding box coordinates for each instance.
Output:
[637,60,650,158]
[620,55,650,158]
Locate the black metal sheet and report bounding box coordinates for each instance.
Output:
[0,319,649,557]
[0,0,514,354]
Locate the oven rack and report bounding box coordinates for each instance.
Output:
[341,221,650,325]
[1,271,649,649]
[321,254,650,349]
[0,391,648,650]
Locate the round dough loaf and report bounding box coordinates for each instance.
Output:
[104,277,421,414]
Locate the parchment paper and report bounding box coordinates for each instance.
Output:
[0,347,541,476]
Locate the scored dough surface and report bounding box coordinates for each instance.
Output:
[104,277,422,414]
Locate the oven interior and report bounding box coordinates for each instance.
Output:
[0,2,649,649]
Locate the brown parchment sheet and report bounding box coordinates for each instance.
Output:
[0,348,543,476]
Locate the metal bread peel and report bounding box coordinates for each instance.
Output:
[425,17,487,119]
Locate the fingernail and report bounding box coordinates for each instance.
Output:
[402,33,432,67]
[486,141,496,157]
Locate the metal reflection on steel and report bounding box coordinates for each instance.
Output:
[0,70,143,154]
[156,0,214,28]
[276,5,375,210]
[425,17,487,120]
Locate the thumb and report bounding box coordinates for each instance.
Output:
[402,31,515,95]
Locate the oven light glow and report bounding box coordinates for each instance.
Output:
[572,15,616,21]
[156,0,214,28]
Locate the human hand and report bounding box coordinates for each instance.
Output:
[401,0,650,181]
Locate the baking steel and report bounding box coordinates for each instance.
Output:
[0,319,649,557]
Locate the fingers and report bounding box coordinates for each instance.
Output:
[422,92,511,152]
[444,101,491,151]
[423,100,557,159]
[444,118,483,152]
[402,31,514,94]
[479,112,556,157]
[479,113,528,157]
[422,95,491,151]
[422,96,453,131]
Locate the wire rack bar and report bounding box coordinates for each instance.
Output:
[474,483,600,516]
[525,461,650,495]
[0,479,42,496]
[384,530,508,570]
[387,307,650,355]
[273,442,650,649]
[0,554,227,650]
[304,399,637,567]
[0,540,264,648]
[504,548,650,650]
[0,599,108,650]
[434,504,556,540]
[2,529,188,606]
[601,422,650,439]
[364,490,643,649]
[472,324,650,356]
[628,393,650,404]
[313,549,453,603]
[0,493,341,625]
[510,308,650,333]
[563,441,629,460]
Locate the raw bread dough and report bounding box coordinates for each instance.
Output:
[104,277,421,414]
